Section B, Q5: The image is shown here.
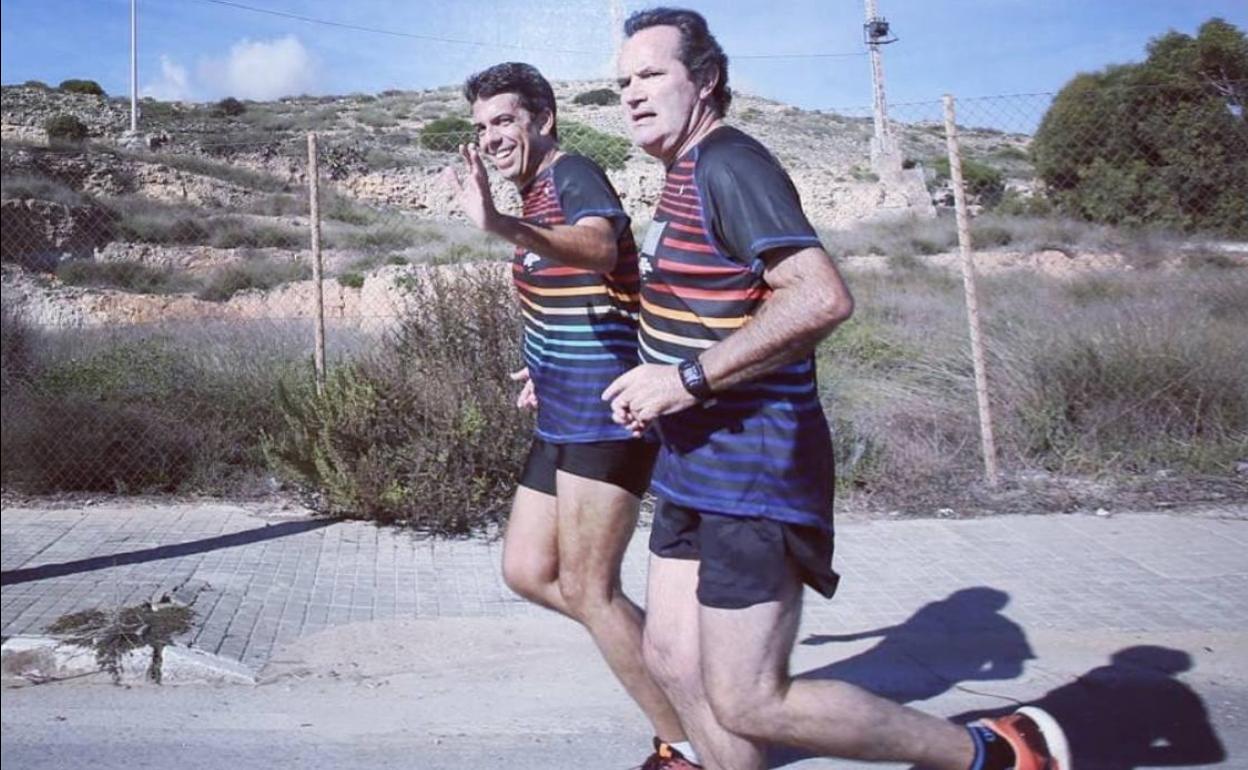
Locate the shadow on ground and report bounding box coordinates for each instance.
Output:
[0,518,333,585]
[769,587,1226,769]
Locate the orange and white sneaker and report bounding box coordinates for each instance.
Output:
[979,706,1072,770]
[639,738,702,770]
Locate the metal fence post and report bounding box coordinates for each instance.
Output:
[307,132,326,396]
[942,94,1000,488]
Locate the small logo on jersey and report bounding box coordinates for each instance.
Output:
[640,220,667,258]
[639,255,654,278]
[522,252,541,271]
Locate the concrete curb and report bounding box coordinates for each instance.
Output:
[0,635,256,686]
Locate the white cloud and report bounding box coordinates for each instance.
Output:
[199,35,316,100]
[142,55,194,101]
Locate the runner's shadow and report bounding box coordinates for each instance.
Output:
[797,587,1032,700]
[769,587,1031,768]
[949,645,1226,770]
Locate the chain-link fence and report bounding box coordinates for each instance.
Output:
[2,79,1245,517]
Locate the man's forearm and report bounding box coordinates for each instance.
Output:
[486,213,618,272]
[696,284,844,392]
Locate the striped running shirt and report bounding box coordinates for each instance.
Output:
[516,153,642,443]
[638,127,835,528]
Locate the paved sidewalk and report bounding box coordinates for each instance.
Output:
[3,500,1248,768]
[3,501,1247,671]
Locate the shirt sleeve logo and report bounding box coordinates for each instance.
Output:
[522,252,541,271]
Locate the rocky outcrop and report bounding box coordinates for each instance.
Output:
[0,86,128,138]
[0,199,113,270]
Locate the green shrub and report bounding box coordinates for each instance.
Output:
[264,265,530,534]
[1,302,35,389]
[337,272,364,288]
[56,260,198,295]
[44,114,89,144]
[215,97,246,117]
[58,79,105,96]
[561,121,631,170]
[419,116,474,152]
[572,88,620,106]
[197,257,311,301]
[933,156,1005,208]
[22,80,51,90]
[357,107,398,129]
[2,330,306,494]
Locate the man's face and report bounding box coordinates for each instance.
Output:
[471,91,552,185]
[617,25,706,163]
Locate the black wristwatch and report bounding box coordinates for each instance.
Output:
[678,358,714,401]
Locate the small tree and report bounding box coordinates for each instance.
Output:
[44,114,89,144]
[215,97,246,117]
[58,79,106,97]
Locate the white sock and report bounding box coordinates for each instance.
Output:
[669,741,700,765]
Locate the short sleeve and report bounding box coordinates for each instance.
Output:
[551,154,631,239]
[697,140,821,264]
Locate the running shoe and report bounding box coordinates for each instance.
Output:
[639,737,702,770]
[979,706,1072,770]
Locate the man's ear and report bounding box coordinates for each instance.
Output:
[698,67,720,102]
[538,109,556,137]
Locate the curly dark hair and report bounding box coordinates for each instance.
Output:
[462,62,558,141]
[624,7,731,116]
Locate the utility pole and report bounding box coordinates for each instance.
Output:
[863,0,900,177]
[129,0,138,134]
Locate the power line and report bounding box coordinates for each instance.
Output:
[193,0,868,62]
[735,51,867,60]
[194,0,599,56]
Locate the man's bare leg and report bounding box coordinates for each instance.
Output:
[642,555,758,768]
[698,580,975,769]
[501,485,568,613]
[555,470,685,743]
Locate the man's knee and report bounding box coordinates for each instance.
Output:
[556,570,606,620]
[642,620,699,691]
[704,670,785,740]
[502,554,552,603]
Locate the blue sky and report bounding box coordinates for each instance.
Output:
[1,0,1244,110]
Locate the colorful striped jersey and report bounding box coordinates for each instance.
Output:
[638,127,835,528]
[516,153,642,443]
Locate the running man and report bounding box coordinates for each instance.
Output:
[603,8,1071,770]
[441,62,696,768]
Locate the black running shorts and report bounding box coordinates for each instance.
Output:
[518,437,659,499]
[648,498,840,609]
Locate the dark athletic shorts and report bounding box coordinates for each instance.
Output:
[649,498,840,609]
[518,437,659,499]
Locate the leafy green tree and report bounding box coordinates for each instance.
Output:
[1032,18,1248,235]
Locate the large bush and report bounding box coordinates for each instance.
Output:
[264,265,530,534]
[1032,18,1248,235]
[44,114,89,144]
[573,88,620,106]
[561,120,631,170]
[58,79,106,96]
[932,156,1005,209]
[419,116,474,152]
[215,97,246,117]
